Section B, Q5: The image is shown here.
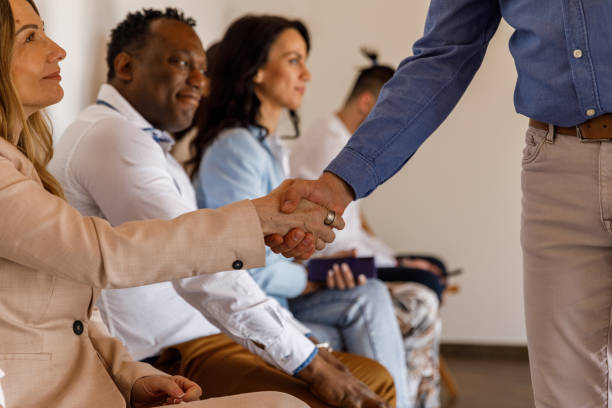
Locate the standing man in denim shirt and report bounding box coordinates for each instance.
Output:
[273,1,612,407]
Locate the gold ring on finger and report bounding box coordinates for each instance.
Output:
[324,209,336,226]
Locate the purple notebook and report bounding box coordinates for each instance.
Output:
[307,257,377,282]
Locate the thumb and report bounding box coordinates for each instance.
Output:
[171,376,203,401]
[280,180,314,214]
[154,377,185,399]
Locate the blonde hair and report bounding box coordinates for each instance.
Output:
[0,0,64,198]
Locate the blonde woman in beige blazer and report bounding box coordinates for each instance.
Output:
[0,1,344,407]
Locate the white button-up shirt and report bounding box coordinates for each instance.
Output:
[289,114,397,267]
[49,84,316,374]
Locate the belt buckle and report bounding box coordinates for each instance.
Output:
[576,126,593,142]
[577,123,612,143]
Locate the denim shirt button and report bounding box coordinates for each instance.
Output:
[573,49,583,59]
[586,109,596,117]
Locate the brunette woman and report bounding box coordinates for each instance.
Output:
[191,15,412,408]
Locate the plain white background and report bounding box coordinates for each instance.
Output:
[38,0,526,345]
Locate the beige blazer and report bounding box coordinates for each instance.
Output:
[0,138,265,408]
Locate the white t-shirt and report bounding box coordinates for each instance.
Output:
[289,114,397,267]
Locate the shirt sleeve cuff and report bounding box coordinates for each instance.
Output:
[263,330,318,374]
[292,347,319,376]
[325,147,379,199]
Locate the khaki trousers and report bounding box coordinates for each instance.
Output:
[522,125,612,407]
[155,333,396,408]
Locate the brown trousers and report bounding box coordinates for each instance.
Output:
[154,333,396,408]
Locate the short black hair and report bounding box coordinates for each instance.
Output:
[345,48,395,104]
[106,8,196,81]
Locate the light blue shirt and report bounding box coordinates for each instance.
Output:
[327,0,612,198]
[195,127,308,308]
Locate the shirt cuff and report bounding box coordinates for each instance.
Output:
[263,330,318,374]
[292,347,319,376]
[325,147,379,199]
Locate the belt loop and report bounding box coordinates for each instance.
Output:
[546,123,556,144]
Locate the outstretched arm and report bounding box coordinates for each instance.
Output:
[270,0,502,259]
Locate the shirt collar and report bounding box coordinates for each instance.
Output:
[250,126,290,178]
[248,125,268,142]
[95,84,176,153]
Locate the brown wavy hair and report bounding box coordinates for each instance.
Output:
[0,0,64,198]
[187,15,310,178]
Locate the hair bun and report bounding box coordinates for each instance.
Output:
[360,47,378,66]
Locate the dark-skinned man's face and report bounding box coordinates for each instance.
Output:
[126,19,206,133]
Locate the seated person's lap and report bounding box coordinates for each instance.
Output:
[154,333,396,408]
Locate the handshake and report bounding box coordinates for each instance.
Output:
[252,173,355,260]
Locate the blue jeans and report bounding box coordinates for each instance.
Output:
[288,279,411,408]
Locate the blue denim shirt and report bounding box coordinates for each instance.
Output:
[195,126,308,308]
[327,0,612,199]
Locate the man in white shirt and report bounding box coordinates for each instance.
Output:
[49,9,394,408]
[289,53,443,407]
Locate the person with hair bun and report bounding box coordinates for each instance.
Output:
[290,49,444,407]
[0,0,338,406]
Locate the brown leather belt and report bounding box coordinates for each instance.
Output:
[529,113,612,141]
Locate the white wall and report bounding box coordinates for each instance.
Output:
[38,0,526,345]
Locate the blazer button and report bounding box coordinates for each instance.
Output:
[232,260,244,270]
[73,320,84,335]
